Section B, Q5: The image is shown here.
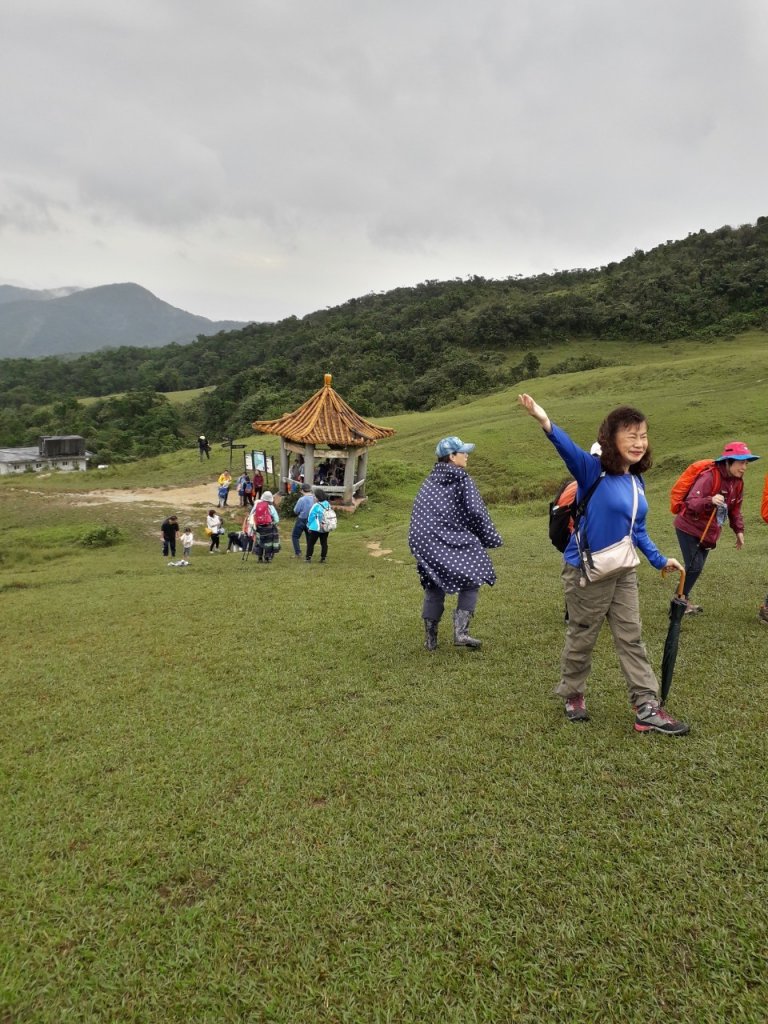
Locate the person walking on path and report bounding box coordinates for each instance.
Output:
[198,435,210,460]
[673,442,759,615]
[217,470,232,508]
[251,491,280,562]
[291,483,315,557]
[305,488,333,564]
[236,472,249,506]
[518,393,689,736]
[242,474,254,506]
[408,436,503,651]
[206,509,223,551]
[160,515,179,558]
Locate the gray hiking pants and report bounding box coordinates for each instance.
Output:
[422,585,479,621]
[557,564,659,707]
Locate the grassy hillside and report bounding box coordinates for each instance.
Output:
[1,338,767,1022]
[77,385,214,408]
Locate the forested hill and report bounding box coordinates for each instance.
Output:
[1,217,768,457]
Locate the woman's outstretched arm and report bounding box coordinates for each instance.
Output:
[518,393,552,434]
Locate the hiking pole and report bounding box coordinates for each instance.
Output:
[659,567,687,704]
[698,506,718,548]
[680,506,717,609]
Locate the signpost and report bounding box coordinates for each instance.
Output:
[221,437,246,470]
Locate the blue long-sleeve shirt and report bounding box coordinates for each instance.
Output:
[293,494,315,522]
[548,423,667,571]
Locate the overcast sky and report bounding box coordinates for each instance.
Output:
[2,0,767,323]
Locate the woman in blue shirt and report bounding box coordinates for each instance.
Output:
[519,393,689,736]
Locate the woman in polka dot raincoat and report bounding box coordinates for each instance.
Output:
[408,436,503,650]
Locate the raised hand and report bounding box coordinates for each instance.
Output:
[518,393,552,433]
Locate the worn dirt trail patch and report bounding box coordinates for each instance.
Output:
[366,541,393,557]
[65,484,217,508]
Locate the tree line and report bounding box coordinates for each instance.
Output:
[1,217,767,460]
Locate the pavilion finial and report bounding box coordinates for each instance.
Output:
[324,373,332,387]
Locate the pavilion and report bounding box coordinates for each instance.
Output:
[251,374,395,506]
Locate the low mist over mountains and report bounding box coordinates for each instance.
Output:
[0,283,248,357]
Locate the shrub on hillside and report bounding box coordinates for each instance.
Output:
[279,490,300,517]
[79,525,123,548]
[547,355,613,375]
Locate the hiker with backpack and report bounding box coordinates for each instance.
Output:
[518,393,689,736]
[236,472,253,507]
[305,488,336,563]
[672,442,760,615]
[759,475,768,625]
[250,491,280,562]
[242,474,255,507]
[292,482,315,557]
[408,436,503,651]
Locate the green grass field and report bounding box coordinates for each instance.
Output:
[2,334,767,1022]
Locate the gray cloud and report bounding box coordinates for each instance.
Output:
[2,0,767,320]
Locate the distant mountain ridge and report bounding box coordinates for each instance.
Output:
[0,283,248,357]
[0,285,82,305]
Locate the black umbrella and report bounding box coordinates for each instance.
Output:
[660,569,687,705]
[662,507,719,701]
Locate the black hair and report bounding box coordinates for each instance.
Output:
[597,406,653,475]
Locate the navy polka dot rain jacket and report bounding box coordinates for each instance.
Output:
[408,462,503,593]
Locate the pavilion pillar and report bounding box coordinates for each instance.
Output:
[279,438,289,494]
[342,447,357,505]
[304,444,315,489]
[358,449,369,497]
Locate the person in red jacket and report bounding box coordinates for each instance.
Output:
[759,475,768,625]
[674,441,759,614]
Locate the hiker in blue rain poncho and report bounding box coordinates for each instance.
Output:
[408,436,503,652]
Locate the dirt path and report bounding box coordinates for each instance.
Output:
[65,484,218,508]
[54,485,403,560]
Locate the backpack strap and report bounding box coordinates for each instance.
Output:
[573,473,606,575]
[571,472,605,535]
[683,464,722,516]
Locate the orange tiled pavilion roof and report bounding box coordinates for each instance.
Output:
[251,374,395,447]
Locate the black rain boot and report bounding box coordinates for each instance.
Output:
[423,619,439,652]
[453,609,481,649]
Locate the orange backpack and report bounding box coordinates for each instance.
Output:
[761,474,768,524]
[670,460,720,514]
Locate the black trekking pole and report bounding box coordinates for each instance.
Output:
[680,506,717,610]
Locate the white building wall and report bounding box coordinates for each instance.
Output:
[0,457,88,475]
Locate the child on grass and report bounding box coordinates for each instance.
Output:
[180,526,194,560]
